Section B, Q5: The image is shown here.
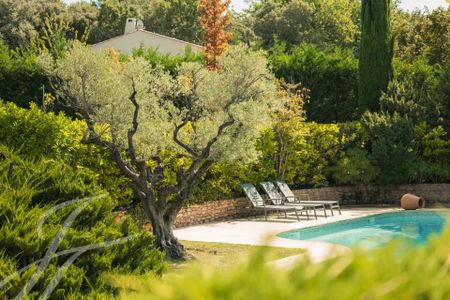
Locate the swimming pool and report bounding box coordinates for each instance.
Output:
[278,211,448,249]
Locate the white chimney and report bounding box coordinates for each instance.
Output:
[136,20,144,30]
[124,18,144,35]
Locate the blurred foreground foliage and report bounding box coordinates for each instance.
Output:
[113,225,450,300]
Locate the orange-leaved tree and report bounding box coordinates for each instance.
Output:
[200,0,232,69]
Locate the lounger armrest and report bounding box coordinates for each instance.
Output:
[270,198,287,205]
[284,195,302,203]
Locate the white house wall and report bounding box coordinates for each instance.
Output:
[91,31,203,55]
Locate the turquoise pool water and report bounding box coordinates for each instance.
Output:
[278,211,448,249]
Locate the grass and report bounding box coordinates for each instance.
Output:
[107,241,306,295]
[167,240,306,273]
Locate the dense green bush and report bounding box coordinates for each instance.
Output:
[192,161,277,203]
[0,102,83,159]
[0,41,48,108]
[0,102,134,206]
[361,77,450,184]
[0,147,165,299]
[269,43,358,122]
[264,122,341,186]
[436,60,450,132]
[255,121,367,188]
[393,58,441,124]
[331,147,379,185]
[415,125,450,182]
[114,225,450,299]
[362,111,418,184]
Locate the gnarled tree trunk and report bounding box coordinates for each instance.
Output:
[141,195,187,260]
[151,212,186,260]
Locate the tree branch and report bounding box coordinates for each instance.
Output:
[201,118,235,158]
[168,116,236,215]
[149,154,164,183]
[82,129,140,181]
[126,79,148,173]
[160,118,237,217]
[165,159,214,219]
[173,121,199,157]
[223,73,267,111]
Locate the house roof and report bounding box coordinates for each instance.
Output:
[91,29,203,50]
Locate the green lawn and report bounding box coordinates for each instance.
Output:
[167,240,306,273]
[108,241,306,295]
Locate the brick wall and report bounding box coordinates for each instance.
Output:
[173,184,450,228]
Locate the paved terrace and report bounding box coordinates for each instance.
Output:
[174,206,403,264]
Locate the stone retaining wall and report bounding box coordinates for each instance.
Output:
[293,184,450,206]
[174,197,263,228]
[174,184,450,228]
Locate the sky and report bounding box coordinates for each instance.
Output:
[64,0,449,12]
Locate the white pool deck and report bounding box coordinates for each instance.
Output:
[174,206,404,265]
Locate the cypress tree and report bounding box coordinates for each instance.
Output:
[359,0,393,112]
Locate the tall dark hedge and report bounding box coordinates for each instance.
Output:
[0,41,48,107]
[358,0,393,112]
[270,44,359,123]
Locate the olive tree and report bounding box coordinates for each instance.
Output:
[40,42,278,259]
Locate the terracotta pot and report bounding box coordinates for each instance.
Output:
[401,193,425,210]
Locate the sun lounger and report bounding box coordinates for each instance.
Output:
[260,181,327,219]
[241,183,300,221]
[274,180,341,216]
